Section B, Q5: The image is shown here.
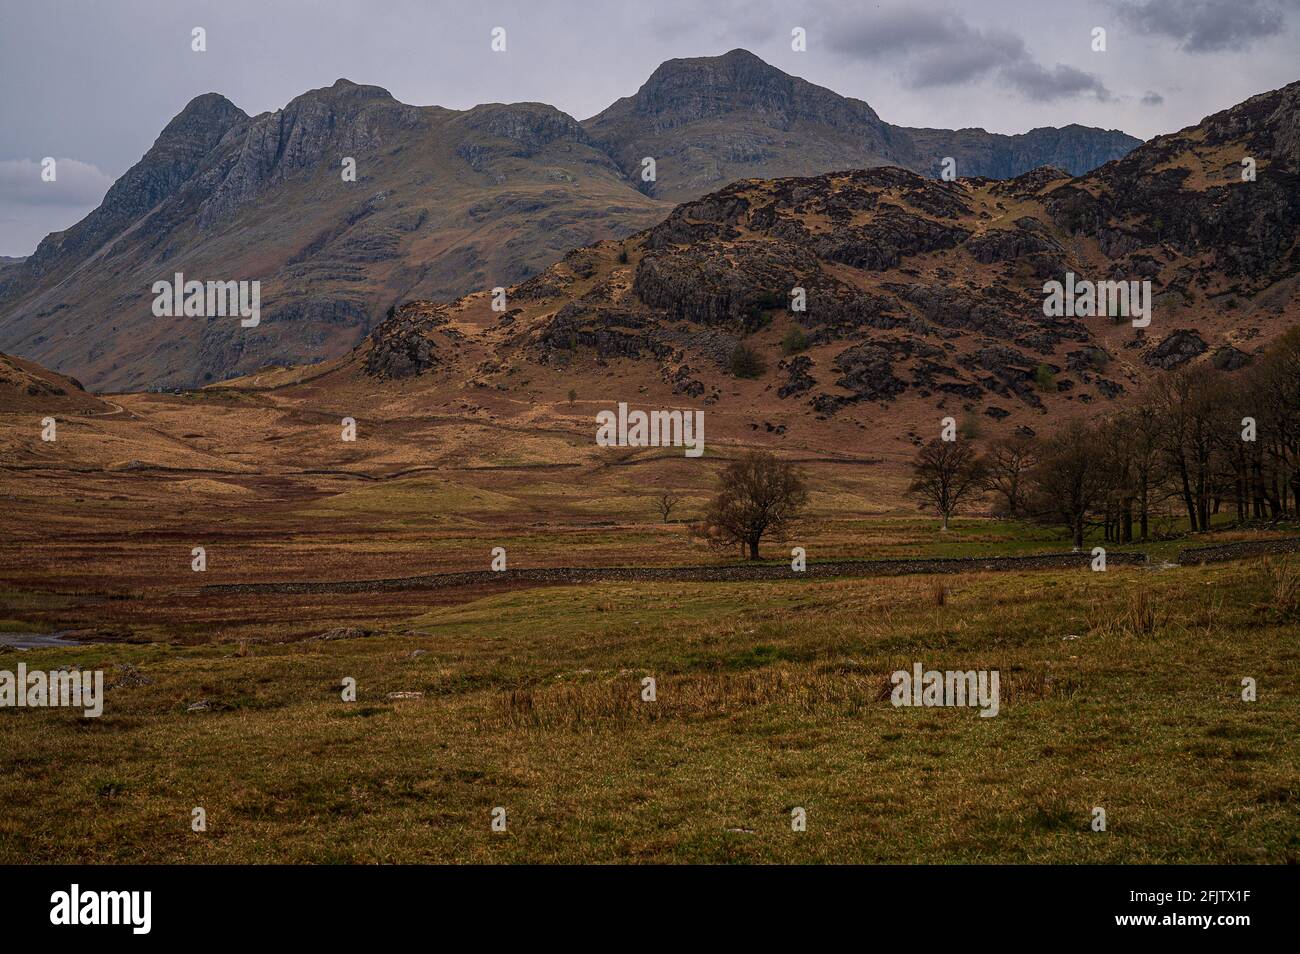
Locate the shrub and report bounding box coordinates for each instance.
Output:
[781,327,809,355]
[958,412,981,440]
[729,343,767,379]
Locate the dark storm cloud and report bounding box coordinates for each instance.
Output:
[1113,0,1294,51]
[823,7,978,58]
[824,6,1111,100]
[906,29,1028,87]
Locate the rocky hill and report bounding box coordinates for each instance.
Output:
[0,351,107,413]
[351,78,1298,438]
[0,50,1138,392]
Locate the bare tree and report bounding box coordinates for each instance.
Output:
[1027,419,1112,551]
[656,490,682,523]
[1097,414,1138,543]
[983,433,1037,519]
[1249,326,1300,520]
[907,439,987,532]
[1150,368,1222,532]
[1120,399,1169,541]
[697,451,808,559]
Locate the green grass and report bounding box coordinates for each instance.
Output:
[0,556,1295,863]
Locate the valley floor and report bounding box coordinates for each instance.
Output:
[0,393,1296,863]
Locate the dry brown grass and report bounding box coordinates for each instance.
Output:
[1262,557,1300,621]
[1089,584,1170,639]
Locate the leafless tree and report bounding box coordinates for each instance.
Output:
[907,439,987,532]
[1027,419,1112,551]
[696,451,808,559]
[1247,326,1300,520]
[1149,368,1222,532]
[983,433,1037,519]
[656,490,682,523]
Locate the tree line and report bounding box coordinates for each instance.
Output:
[908,328,1300,548]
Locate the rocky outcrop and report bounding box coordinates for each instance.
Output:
[830,342,907,403]
[363,302,448,378]
[777,355,815,398]
[1145,330,1208,369]
[964,216,1069,277]
[1212,345,1253,370]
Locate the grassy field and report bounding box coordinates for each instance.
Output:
[2,389,1297,863]
[1,554,1295,863]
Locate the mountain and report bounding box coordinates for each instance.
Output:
[583,50,1140,202]
[0,51,1141,392]
[0,81,665,391]
[344,78,1298,438]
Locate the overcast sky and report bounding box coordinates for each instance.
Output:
[1,0,1297,256]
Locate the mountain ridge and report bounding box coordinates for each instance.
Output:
[1,49,1146,391]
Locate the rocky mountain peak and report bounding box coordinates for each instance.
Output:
[161,92,247,138]
[193,79,424,225]
[290,78,402,109]
[619,48,882,131]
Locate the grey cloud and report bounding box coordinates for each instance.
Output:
[0,158,114,207]
[824,8,977,58]
[1003,61,1113,101]
[908,30,1027,87]
[1141,89,1166,105]
[824,6,1110,100]
[1113,0,1293,51]
[0,158,111,256]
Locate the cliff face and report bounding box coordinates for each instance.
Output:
[904,124,1145,179]
[0,49,1143,391]
[1044,82,1300,283]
